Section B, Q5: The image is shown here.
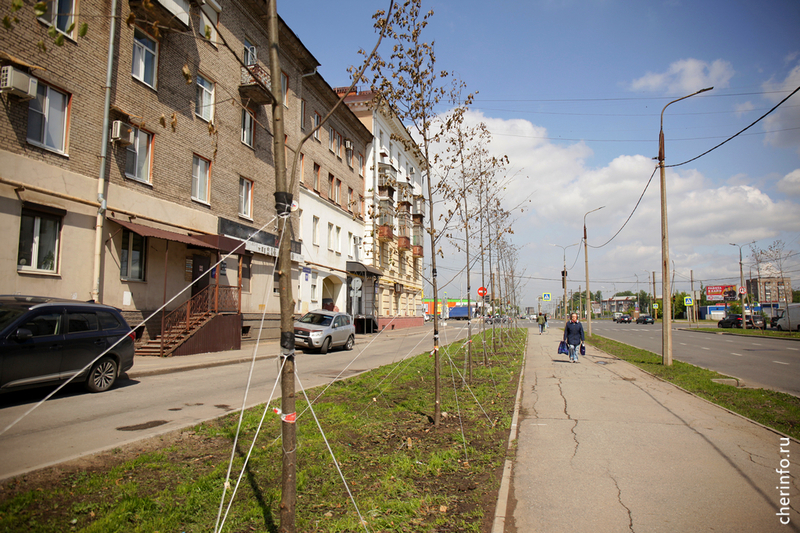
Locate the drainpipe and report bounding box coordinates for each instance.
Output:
[91,0,119,302]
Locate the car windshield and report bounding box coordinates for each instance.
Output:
[0,306,27,332]
[299,313,333,326]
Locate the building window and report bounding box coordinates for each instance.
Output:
[300,100,306,130]
[241,255,251,292]
[125,125,151,183]
[348,187,353,212]
[336,133,342,158]
[327,223,334,250]
[328,126,335,152]
[328,174,335,201]
[244,37,257,65]
[195,74,214,122]
[335,226,341,253]
[192,154,210,204]
[39,0,75,37]
[241,108,254,147]
[334,179,341,205]
[347,232,353,257]
[312,216,319,246]
[313,163,321,191]
[358,153,364,177]
[354,236,361,261]
[27,82,69,154]
[132,29,158,88]
[200,2,219,44]
[120,229,146,281]
[281,71,288,107]
[313,112,321,140]
[239,177,253,219]
[380,242,389,267]
[311,273,318,301]
[17,208,60,273]
[399,252,406,275]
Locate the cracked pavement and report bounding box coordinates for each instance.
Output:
[507,328,800,533]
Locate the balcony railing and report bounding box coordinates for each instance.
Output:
[239,64,273,105]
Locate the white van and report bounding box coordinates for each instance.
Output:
[776,303,800,332]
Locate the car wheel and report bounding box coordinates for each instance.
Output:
[344,335,354,351]
[85,357,117,393]
[319,337,331,354]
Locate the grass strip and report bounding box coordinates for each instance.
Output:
[689,327,800,339]
[587,335,800,440]
[0,328,526,533]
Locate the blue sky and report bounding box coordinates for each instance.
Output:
[280,1,800,311]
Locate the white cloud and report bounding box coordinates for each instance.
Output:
[629,58,734,94]
[762,63,800,154]
[734,101,754,117]
[777,169,800,196]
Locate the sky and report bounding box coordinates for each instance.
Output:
[279,0,800,313]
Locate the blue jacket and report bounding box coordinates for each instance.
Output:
[564,320,585,345]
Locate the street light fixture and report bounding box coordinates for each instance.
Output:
[731,241,755,329]
[657,86,713,366]
[552,242,580,320]
[584,206,605,336]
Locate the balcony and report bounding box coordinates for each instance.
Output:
[129,0,190,30]
[412,224,424,257]
[397,212,411,251]
[239,64,273,105]
[397,182,412,206]
[411,195,425,221]
[378,200,394,241]
[378,162,397,198]
[377,224,393,242]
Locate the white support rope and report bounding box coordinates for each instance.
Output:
[296,369,370,533]
[446,353,470,464]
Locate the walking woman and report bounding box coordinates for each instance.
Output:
[563,313,585,363]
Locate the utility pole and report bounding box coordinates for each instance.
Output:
[690,269,695,325]
[731,242,753,329]
[268,3,296,531]
[584,206,604,336]
[652,271,657,321]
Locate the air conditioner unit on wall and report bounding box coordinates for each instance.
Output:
[0,66,37,100]
[345,140,353,150]
[111,120,134,146]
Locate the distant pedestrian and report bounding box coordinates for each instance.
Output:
[544,313,548,332]
[537,314,546,334]
[563,313,585,363]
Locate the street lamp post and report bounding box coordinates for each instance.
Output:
[552,242,580,321]
[584,206,604,337]
[657,86,713,366]
[731,241,755,329]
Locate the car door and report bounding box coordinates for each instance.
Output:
[331,315,347,346]
[0,309,64,390]
[61,310,104,380]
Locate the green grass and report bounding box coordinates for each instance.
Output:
[587,335,800,440]
[0,329,527,533]
[691,326,800,339]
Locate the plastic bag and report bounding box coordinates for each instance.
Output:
[558,340,569,355]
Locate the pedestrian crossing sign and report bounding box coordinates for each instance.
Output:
[543,293,551,301]
[684,296,694,306]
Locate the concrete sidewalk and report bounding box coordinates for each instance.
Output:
[505,328,800,532]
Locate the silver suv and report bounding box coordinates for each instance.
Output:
[294,310,355,354]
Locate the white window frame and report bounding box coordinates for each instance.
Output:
[239,177,253,219]
[313,113,321,140]
[244,37,257,66]
[300,99,306,131]
[125,125,152,183]
[347,232,354,258]
[312,216,320,246]
[27,82,69,154]
[328,126,335,152]
[358,153,364,177]
[311,273,318,302]
[200,3,219,44]
[335,226,341,254]
[281,71,288,107]
[354,236,361,261]
[327,223,334,251]
[195,74,215,122]
[332,179,340,204]
[17,209,60,273]
[132,29,158,89]
[241,108,254,147]
[192,154,211,204]
[336,133,342,158]
[120,229,146,281]
[39,0,75,38]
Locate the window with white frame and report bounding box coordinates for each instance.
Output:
[347,231,353,257]
[192,154,210,204]
[328,126,335,152]
[27,82,69,154]
[39,0,75,37]
[313,112,320,140]
[327,223,334,250]
[200,2,219,44]
[120,229,146,281]
[336,133,342,158]
[313,162,320,190]
[281,71,288,107]
[399,252,406,275]
[239,177,253,219]
[359,153,364,177]
[125,125,151,183]
[354,236,361,261]
[335,226,341,253]
[311,272,318,301]
[195,74,214,122]
[241,108,254,147]
[312,216,319,246]
[17,208,60,273]
[333,179,341,205]
[132,29,158,88]
[244,37,257,65]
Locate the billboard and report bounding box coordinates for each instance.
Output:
[706,285,738,302]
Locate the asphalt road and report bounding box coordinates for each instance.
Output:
[0,322,474,480]
[589,319,800,397]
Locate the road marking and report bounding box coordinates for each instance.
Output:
[732,353,742,356]
[751,343,762,346]
[679,342,687,346]
[788,348,799,352]
[774,361,790,365]
[701,347,710,350]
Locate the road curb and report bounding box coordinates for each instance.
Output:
[127,354,277,379]
[677,327,800,341]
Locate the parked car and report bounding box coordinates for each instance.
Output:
[636,315,654,324]
[294,310,355,354]
[771,315,780,329]
[717,314,762,329]
[0,295,135,393]
[776,304,800,332]
[617,315,632,323]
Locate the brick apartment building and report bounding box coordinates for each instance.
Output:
[0,0,372,352]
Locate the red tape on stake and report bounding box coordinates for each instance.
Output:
[281,412,297,423]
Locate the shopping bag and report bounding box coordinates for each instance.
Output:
[580,344,586,356]
[558,340,569,355]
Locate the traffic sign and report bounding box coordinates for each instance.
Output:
[653,303,659,309]
[477,286,488,297]
[739,286,747,295]
[542,293,552,301]
[684,296,694,306]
